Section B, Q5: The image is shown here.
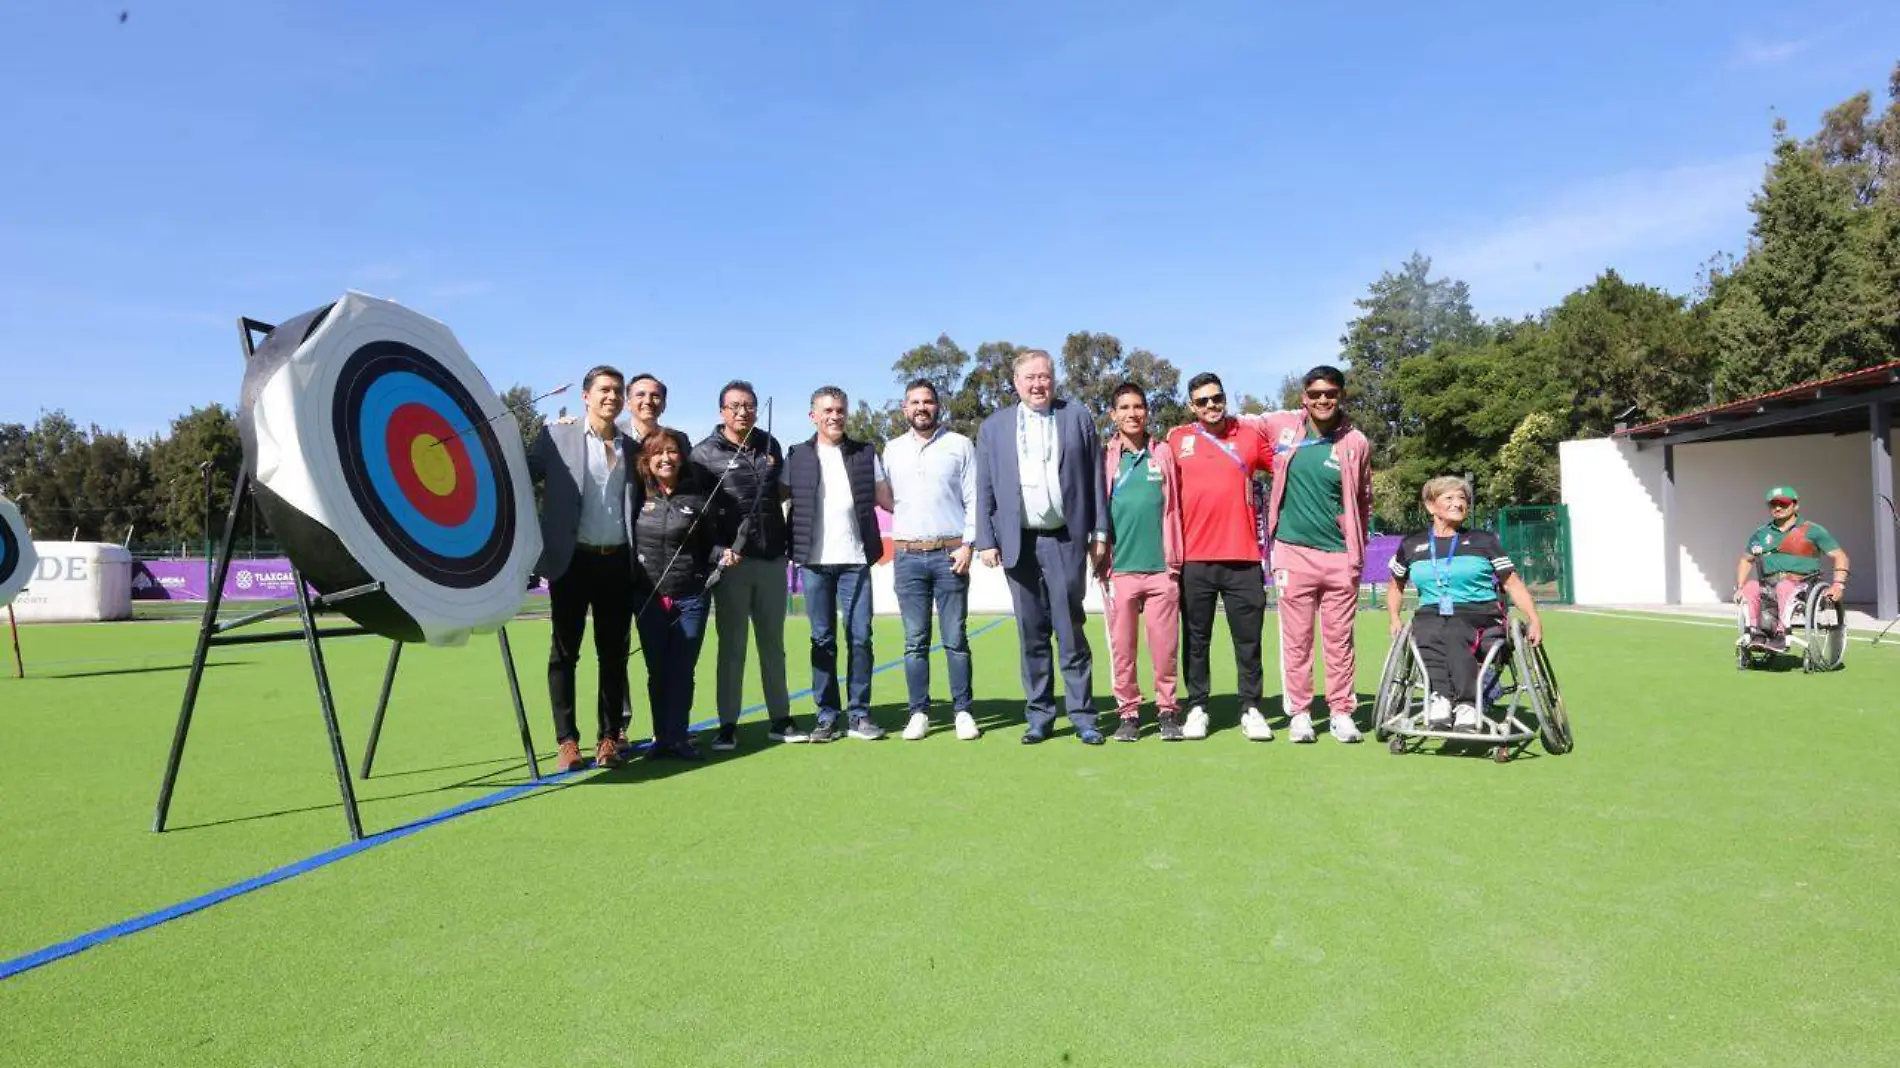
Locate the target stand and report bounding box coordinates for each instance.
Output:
[152,316,542,843]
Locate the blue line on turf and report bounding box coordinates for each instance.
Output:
[0,617,1009,983]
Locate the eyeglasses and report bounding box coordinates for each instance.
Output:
[1305,388,1341,400]
[723,402,758,413]
[1769,499,1795,509]
[1190,393,1227,408]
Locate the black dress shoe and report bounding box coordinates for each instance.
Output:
[1021,728,1048,745]
[647,742,707,762]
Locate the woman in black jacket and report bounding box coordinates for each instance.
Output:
[633,429,733,760]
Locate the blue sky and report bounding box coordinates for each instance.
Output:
[3,0,1897,439]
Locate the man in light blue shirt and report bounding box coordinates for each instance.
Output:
[884,379,980,741]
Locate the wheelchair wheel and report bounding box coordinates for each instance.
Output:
[1802,581,1847,673]
[1372,621,1414,742]
[1514,618,1573,755]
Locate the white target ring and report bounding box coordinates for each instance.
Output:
[245,292,540,646]
[0,495,37,608]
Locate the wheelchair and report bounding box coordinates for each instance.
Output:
[1734,569,1847,673]
[1371,614,1573,763]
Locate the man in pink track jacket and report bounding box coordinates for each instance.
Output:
[1096,381,1185,742]
[1240,365,1373,744]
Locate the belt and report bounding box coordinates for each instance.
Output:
[575,542,626,555]
[894,536,963,552]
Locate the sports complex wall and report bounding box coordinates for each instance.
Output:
[1559,432,1899,606]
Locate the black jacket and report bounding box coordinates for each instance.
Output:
[689,427,787,561]
[785,434,883,567]
[633,473,730,599]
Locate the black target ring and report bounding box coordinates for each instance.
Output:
[330,341,518,591]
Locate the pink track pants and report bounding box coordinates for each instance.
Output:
[1741,576,1803,634]
[1273,542,1359,717]
[1106,571,1179,718]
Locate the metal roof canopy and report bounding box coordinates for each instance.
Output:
[1617,361,1900,449]
[1610,360,1897,619]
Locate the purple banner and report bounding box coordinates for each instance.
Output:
[132,559,309,601]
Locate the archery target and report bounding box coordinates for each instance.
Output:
[0,495,37,608]
[239,292,540,646]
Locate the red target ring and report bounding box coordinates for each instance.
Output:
[384,403,478,528]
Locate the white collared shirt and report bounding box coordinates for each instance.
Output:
[577,424,627,546]
[1016,404,1064,530]
[884,427,976,542]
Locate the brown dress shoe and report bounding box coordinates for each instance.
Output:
[593,738,622,768]
[556,739,585,773]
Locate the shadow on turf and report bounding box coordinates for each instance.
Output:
[162,762,534,833]
[39,659,255,680]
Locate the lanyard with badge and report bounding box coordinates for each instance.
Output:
[1195,424,1252,475]
[1428,532,1460,616]
[1111,447,1150,499]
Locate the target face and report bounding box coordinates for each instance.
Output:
[239,293,540,646]
[332,340,515,589]
[0,495,36,608]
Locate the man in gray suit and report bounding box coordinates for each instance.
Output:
[527,365,642,772]
[974,349,1109,745]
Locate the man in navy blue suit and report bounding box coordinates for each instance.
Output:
[974,349,1109,745]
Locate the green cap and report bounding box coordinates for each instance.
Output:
[1765,485,1799,503]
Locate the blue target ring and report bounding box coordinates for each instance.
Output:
[0,513,18,589]
[331,341,517,590]
[355,371,498,559]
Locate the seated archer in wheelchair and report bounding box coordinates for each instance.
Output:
[1734,485,1849,654]
[1384,476,1545,734]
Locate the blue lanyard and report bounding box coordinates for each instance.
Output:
[1111,448,1149,499]
[1428,532,1460,590]
[1195,424,1251,475]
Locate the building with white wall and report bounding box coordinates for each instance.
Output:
[1559,361,1898,617]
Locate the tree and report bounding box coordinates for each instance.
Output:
[1540,271,1710,438]
[1490,411,1565,507]
[498,384,546,452]
[1059,331,1187,435]
[1704,64,1900,398]
[845,399,906,444]
[146,404,248,549]
[1337,252,1484,461]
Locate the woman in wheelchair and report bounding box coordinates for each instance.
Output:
[1385,476,1543,732]
[1733,485,1848,653]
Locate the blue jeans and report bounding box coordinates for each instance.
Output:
[636,593,709,747]
[893,549,972,715]
[801,564,873,725]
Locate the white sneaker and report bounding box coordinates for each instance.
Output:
[902,712,930,740]
[1239,707,1274,741]
[1453,703,1481,732]
[954,710,981,740]
[1329,714,1362,744]
[1289,711,1317,743]
[1425,694,1453,729]
[1182,706,1209,740]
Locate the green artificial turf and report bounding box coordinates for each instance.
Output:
[1,609,1896,1066]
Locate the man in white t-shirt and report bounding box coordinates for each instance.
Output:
[784,386,894,743]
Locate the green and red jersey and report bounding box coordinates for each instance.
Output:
[1745,518,1839,577]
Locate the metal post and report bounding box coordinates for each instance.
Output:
[497,627,541,780]
[1661,444,1680,605]
[358,642,404,779]
[1872,401,1897,621]
[153,467,254,833]
[292,570,365,841]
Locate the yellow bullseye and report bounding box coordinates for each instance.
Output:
[409,434,458,496]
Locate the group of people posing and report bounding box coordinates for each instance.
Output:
[528,348,1533,771]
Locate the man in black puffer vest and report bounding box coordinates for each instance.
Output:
[785,386,893,743]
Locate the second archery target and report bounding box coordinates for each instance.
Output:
[239,292,540,645]
[0,495,37,608]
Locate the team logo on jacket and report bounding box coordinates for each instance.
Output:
[1180,435,1196,456]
